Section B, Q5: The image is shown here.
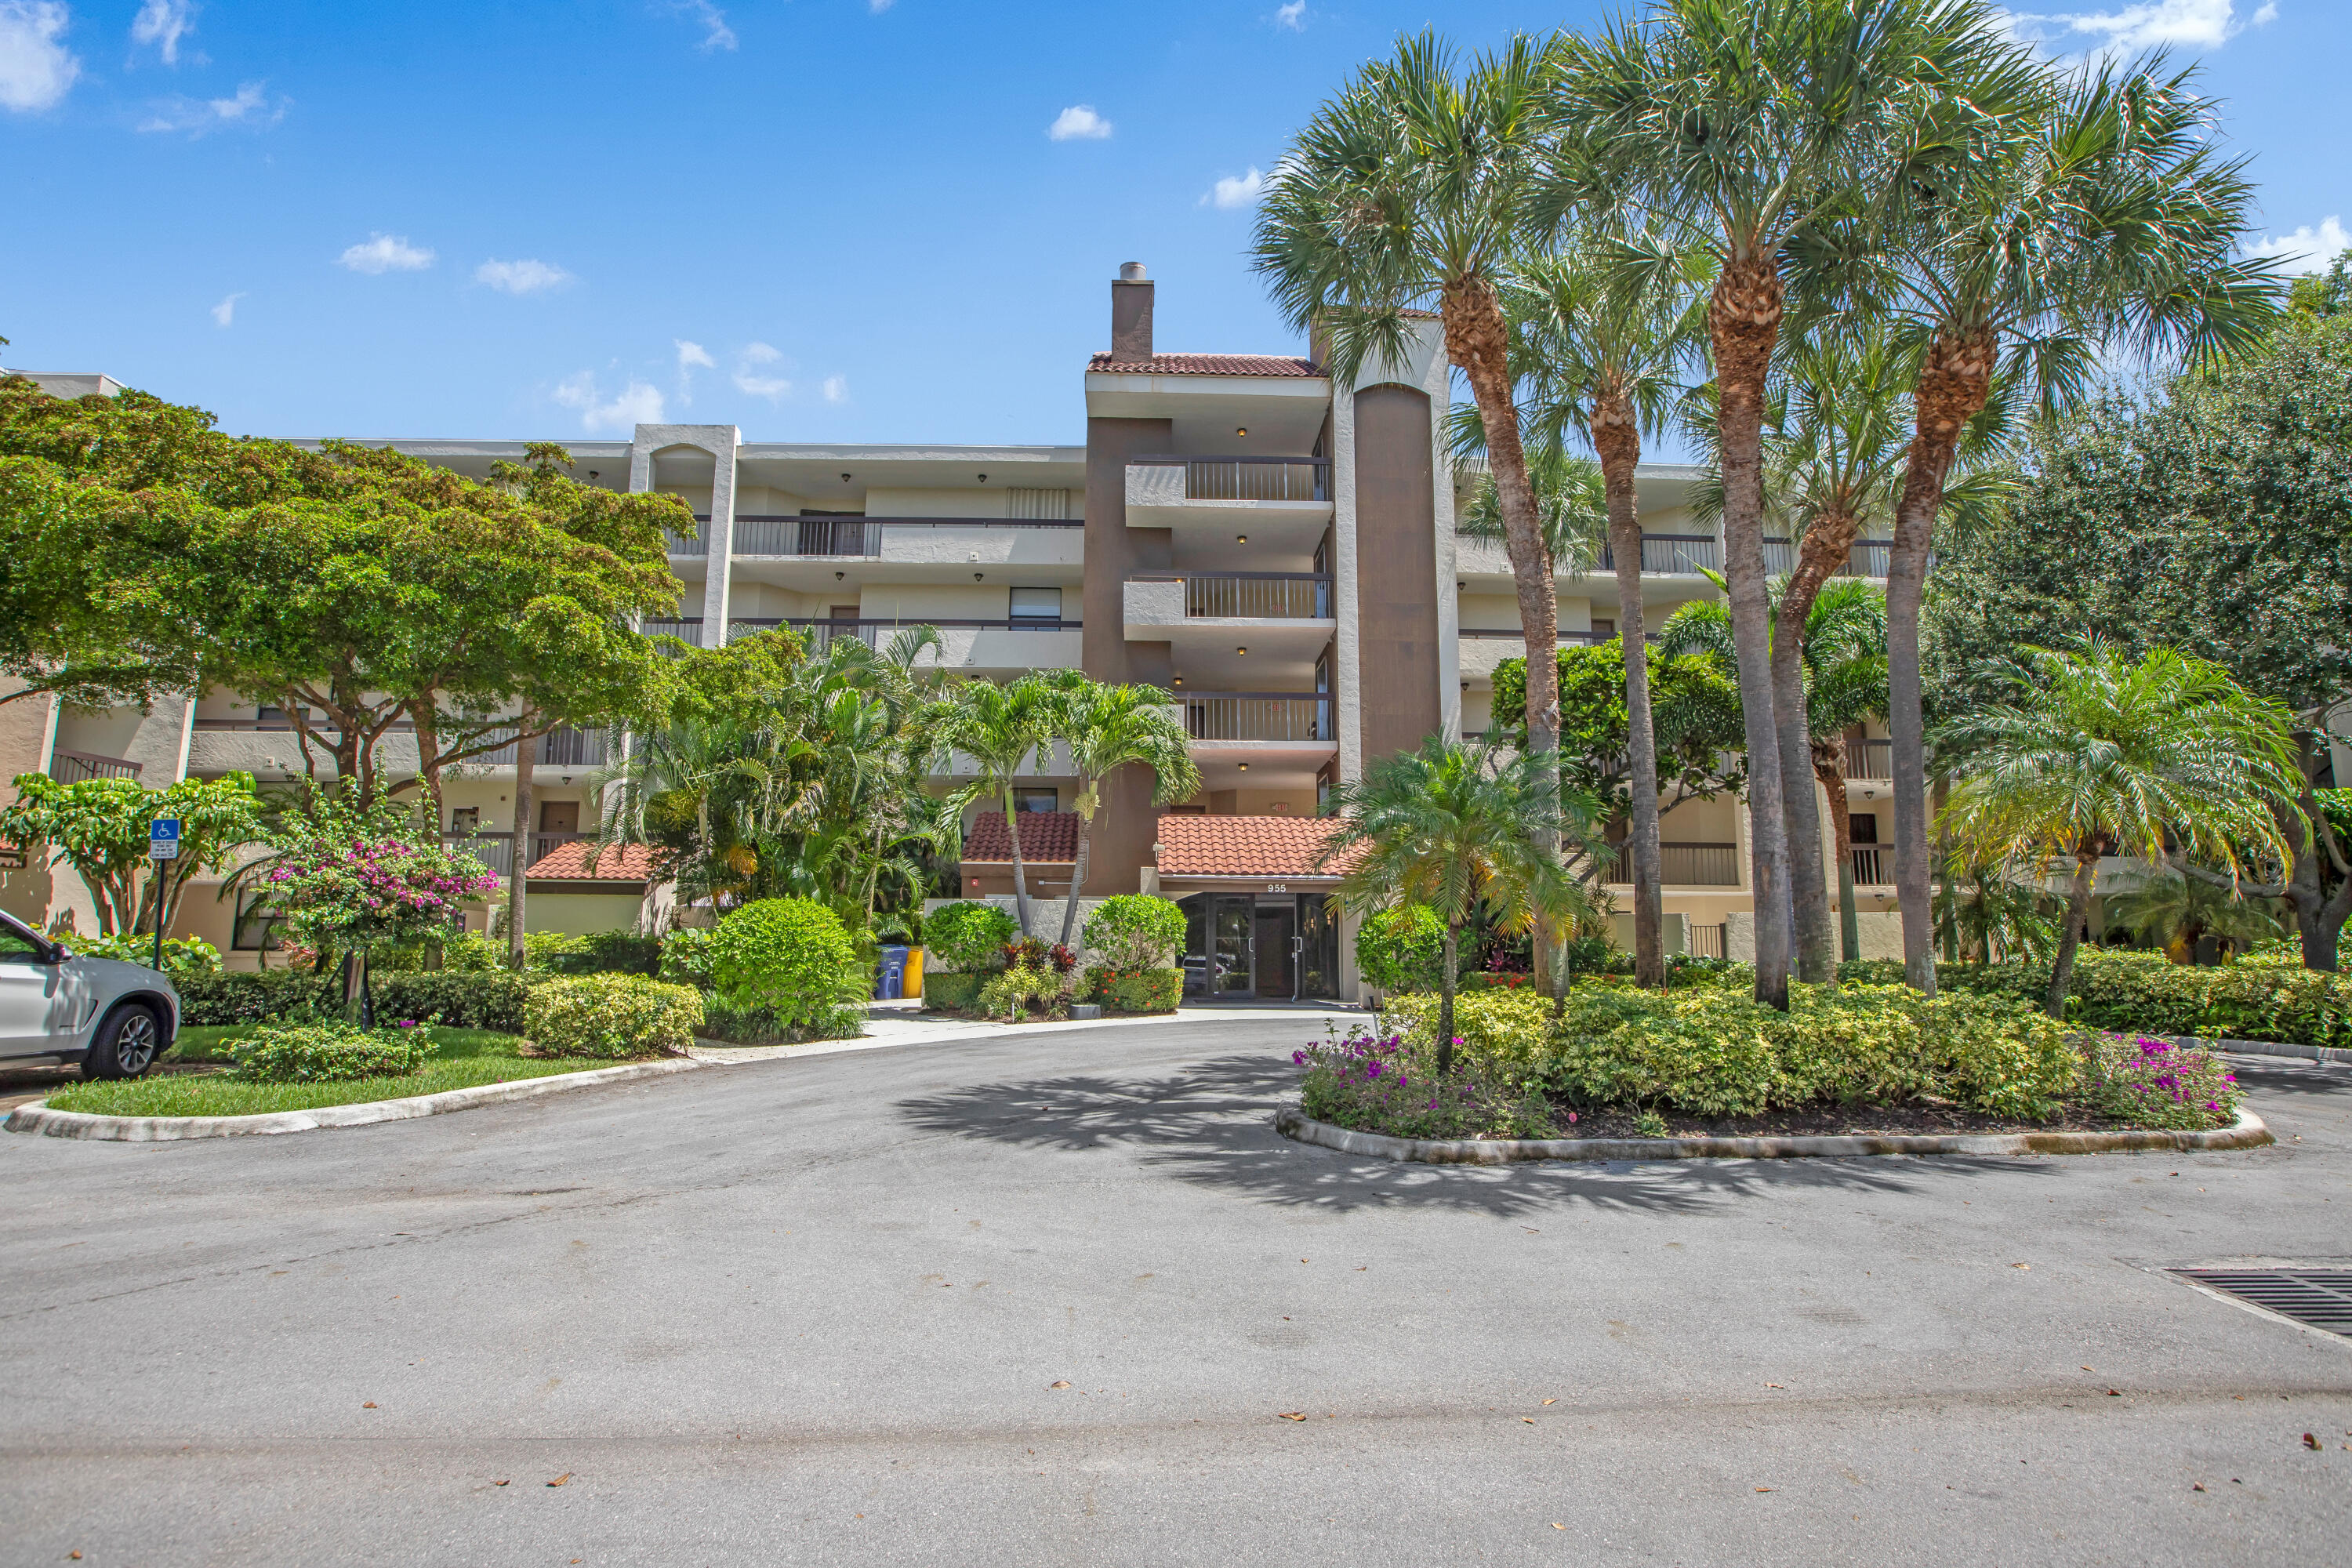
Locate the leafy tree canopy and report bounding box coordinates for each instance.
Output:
[1490,638,1747,822]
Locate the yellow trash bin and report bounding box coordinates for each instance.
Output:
[905,946,924,999]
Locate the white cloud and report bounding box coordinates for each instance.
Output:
[131,0,192,64]
[1204,166,1267,209]
[136,79,281,134]
[2245,216,2351,275]
[0,1,80,113]
[338,233,435,274]
[676,339,714,371]
[869,0,894,10]
[474,258,575,295]
[822,375,849,405]
[1048,103,1112,141]
[552,372,664,433]
[2001,0,2271,56]
[733,341,791,401]
[1275,1,1307,30]
[670,0,735,50]
[211,290,243,328]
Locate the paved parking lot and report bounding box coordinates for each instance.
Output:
[3,1018,2347,1565]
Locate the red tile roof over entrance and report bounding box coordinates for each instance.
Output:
[962,811,1081,863]
[1153,815,1347,879]
[1087,352,1323,378]
[524,840,658,883]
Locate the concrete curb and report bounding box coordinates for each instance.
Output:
[1272,1104,2274,1164]
[2190,1037,2352,1068]
[3,1058,704,1142]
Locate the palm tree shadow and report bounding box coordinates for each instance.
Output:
[895,1052,1992,1216]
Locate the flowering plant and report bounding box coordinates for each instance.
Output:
[1294,1022,1553,1140]
[264,800,499,954]
[2079,1033,2240,1130]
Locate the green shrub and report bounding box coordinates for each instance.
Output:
[2079,1032,2241,1129]
[176,970,336,1025]
[230,1021,430,1083]
[1848,950,2352,1049]
[63,931,221,978]
[921,971,987,1013]
[711,898,865,1026]
[374,971,536,1033]
[657,926,715,989]
[700,996,865,1046]
[1082,895,1187,971]
[1083,966,1181,1013]
[979,964,1065,1021]
[926,902,1019,972]
[1355,905,1446,993]
[435,930,503,972]
[524,974,703,1058]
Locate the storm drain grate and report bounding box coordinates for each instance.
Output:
[2170,1269,2352,1337]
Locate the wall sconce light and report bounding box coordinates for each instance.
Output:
[587,471,598,482]
[1171,676,1184,686]
[834,571,845,582]
[840,472,851,483]
[1235,646,1247,655]
[1236,534,1249,544]
[975,572,985,581]
[1237,762,1249,771]
[978,473,988,482]
[1236,426,1248,438]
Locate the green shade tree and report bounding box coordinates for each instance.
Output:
[0,771,265,937]
[1936,642,2303,1016]
[1316,736,1600,1067]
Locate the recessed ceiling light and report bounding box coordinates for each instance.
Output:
[1237,762,1249,771]
[1236,426,1248,437]
[1236,534,1249,544]
[1236,646,1247,655]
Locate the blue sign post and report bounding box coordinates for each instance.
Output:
[147,820,182,973]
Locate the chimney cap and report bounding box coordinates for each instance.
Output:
[1117,262,1148,281]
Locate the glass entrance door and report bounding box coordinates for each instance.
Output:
[1211,898,1255,997]
[1254,902,1297,1000]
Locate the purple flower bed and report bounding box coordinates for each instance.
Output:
[2080,1033,2241,1131]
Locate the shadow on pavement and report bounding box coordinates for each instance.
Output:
[895,1052,2035,1217]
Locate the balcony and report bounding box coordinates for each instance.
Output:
[1457,626,1611,683]
[1762,536,1893,579]
[1845,736,1892,782]
[676,615,1083,673]
[1124,456,1334,535]
[1602,840,1742,887]
[1849,845,1889,886]
[1457,532,1719,580]
[187,720,608,776]
[441,831,598,880]
[1181,693,1331,742]
[49,749,143,784]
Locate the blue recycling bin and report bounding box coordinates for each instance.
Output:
[877,945,910,1000]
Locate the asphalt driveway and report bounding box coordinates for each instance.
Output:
[2,1017,2347,1566]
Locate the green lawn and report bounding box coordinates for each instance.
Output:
[45,1025,657,1119]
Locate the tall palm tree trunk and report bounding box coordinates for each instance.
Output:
[1772,517,1864,983]
[1002,789,1034,937]
[1816,750,1858,963]
[2047,851,2099,1019]
[1445,282,1564,995]
[506,733,535,967]
[1710,256,1793,1009]
[1593,405,1664,988]
[1889,329,1996,996]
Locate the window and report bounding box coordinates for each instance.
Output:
[1014,788,1058,814]
[1849,813,1880,844]
[1008,587,1062,623]
[448,807,480,835]
[1007,488,1072,520]
[0,915,44,960]
[231,894,286,953]
[1590,619,1615,639]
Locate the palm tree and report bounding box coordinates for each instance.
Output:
[936,674,1059,938]
[1933,852,2062,966]
[1548,0,2031,1008]
[1839,55,2284,993]
[1452,441,1609,581]
[1936,642,2303,1017]
[2106,868,2282,964]
[1253,30,1574,987]
[1316,736,1599,1071]
[1461,239,1706,987]
[1041,673,1202,949]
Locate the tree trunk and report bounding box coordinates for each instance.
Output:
[410,701,447,826]
[1445,281,1563,998]
[1817,753,1857,964]
[1889,328,1997,996]
[1709,252,1792,1010]
[1003,788,1034,938]
[1593,402,1664,989]
[506,731,535,967]
[2287,737,2352,971]
[1058,796,1094,950]
[2046,853,2098,1018]
[1773,513,1864,984]
[1437,922,1460,1076]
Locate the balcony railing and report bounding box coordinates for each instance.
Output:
[1181,693,1332,742]
[441,830,599,879]
[1593,534,1720,575]
[669,515,1086,560]
[1603,840,1742,887]
[1134,455,1330,503]
[659,615,1083,652]
[49,749,143,784]
[1846,736,1892,781]
[1761,537,1895,579]
[1149,572,1333,619]
[1849,845,1888,886]
[1458,628,1615,645]
[193,718,608,768]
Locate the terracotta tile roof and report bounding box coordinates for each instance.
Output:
[961,811,1081,863]
[524,840,659,883]
[1152,814,1352,879]
[1087,352,1323,379]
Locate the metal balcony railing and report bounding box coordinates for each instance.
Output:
[1849,845,1888,886]
[441,831,601,878]
[1592,534,1720,575]
[1761,537,1895,579]
[672,515,1087,560]
[1181,693,1332,742]
[1134,455,1330,503]
[1457,627,1615,645]
[49,749,143,784]
[1152,572,1332,619]
[1602,840,1742,887]
[1846,736,1893,781]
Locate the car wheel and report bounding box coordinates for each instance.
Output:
[84,1004,163,1080]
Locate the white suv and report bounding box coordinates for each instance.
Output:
[0,910,181,1078]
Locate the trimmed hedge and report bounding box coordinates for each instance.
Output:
[230,1021,430,1083]
[711,898,864,1026]
[700,996,864,1046]
[524,975,703,1058]
[926,902,1019,973]
[1083,966,1181,1014]
[176,969,537,1033]
[921,972,986,1013]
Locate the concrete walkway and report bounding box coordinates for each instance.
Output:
[688,996,1363,1063]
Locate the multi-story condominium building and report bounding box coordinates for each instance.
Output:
[0,264,1904,1000]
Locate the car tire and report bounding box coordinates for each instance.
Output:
[83,1004,164,1080]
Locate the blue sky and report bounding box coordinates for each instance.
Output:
[2,0,2343,447]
